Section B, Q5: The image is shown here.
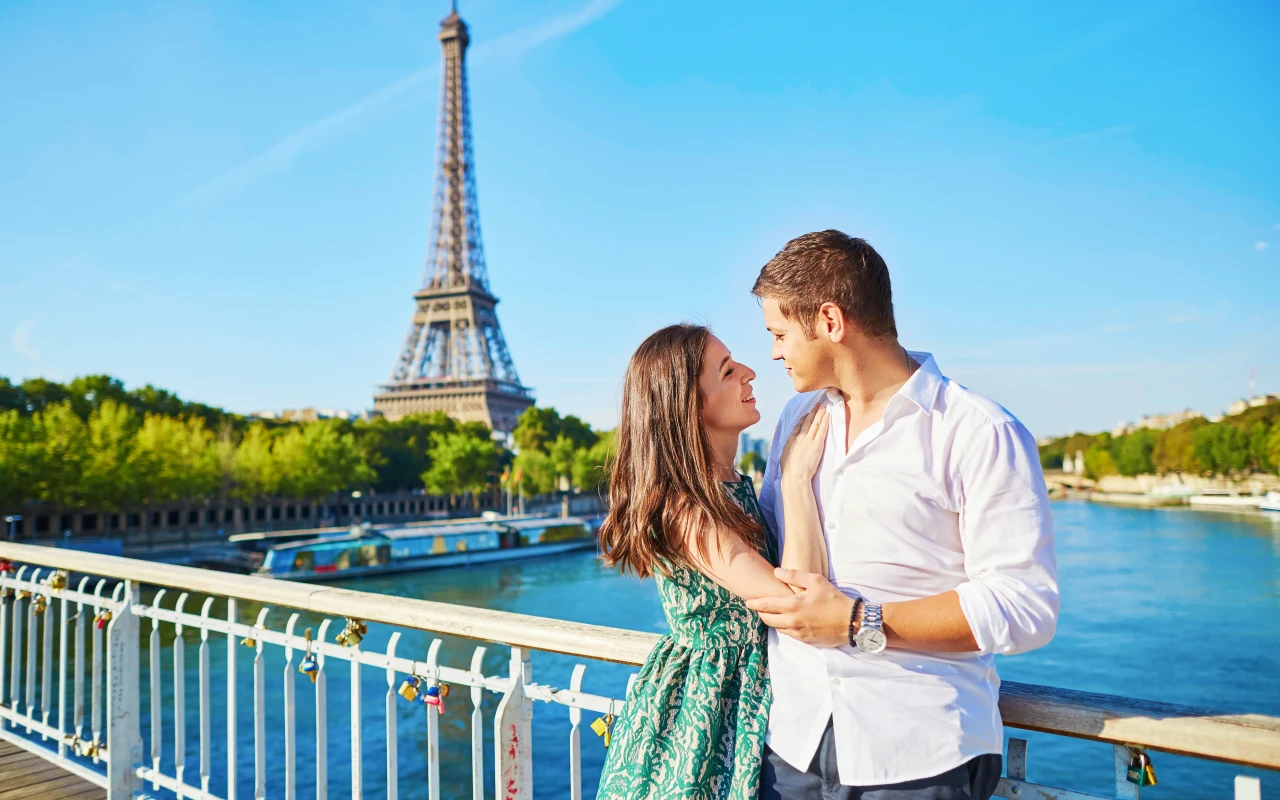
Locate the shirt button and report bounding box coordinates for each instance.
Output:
[831,678,841,686]
[825,520,836,532]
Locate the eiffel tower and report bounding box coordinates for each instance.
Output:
[374,3,534,433]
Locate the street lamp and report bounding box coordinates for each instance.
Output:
[4,515,22,542]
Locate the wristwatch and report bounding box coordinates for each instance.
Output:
[853,601,888,655]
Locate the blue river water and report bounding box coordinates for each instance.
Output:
[139,500,1279,799]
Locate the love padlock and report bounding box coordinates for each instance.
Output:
[1126,749,1158,787]
[0,559,12,573]
[298,655,319,682]
[336,618,367,648]
[47,571,67,591]
[398,676,421,703]
[95,609,112,629]
[33,595,47,615]
[240,636,256,648]
[297,627,319,682]
[591,700,617,749]
[423,683,450,715]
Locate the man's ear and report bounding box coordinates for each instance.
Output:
[817,302,847,343]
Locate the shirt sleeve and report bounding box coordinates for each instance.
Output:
[953,419,1060,656]
[756,409,791,547]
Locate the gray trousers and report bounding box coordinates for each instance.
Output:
[760,722,1003,800]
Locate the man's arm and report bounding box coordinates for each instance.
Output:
[747,419,1058,654]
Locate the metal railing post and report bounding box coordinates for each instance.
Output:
[494,647,533,800]
[106,580,142,799]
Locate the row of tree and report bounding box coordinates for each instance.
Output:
[508,407,615,496]
[1038,402,1280,479]
[0,374,615,512]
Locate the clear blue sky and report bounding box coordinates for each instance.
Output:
[1,0,1277,438]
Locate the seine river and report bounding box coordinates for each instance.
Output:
[146,501,1280,799]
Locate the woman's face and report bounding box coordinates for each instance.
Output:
[699,334,760,435]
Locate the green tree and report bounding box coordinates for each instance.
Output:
[422,430,501,506]
[512,448,557,496]
[513,407,561,454]
[354,412,458,492]
[134,415,219,503]
[557,414,598,451]
[1038,438,1066,470]
[572,431,615,492]
[738,450,766,477]
[1248,422,1272,473]
[547,435,578,490]
[514,407,600,454]
[1114,429,1158,477]
[0,378,24,414]
[28,401,89,507]
[1267,426,1280,477]
[80,400,141,510]
[1152,418,1206,474]
[275,421,375,501]
[1193,425,1250,475]
[65,375,131,420]
[0,409,34,508]
[233,424,281,501]
[19,378,70,415]
[1083,443,1118,479]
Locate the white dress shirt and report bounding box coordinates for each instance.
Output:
[758,351,1059,786]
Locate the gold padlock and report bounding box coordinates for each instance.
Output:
[591,700,616,748]
[241,636,256,648]
[47,571,68,591]
[336,618,367,648]
[398,676,420,702]
[33,595,47,614]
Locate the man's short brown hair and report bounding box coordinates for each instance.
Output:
[752,230,897,339]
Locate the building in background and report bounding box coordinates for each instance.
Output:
[1225,393,1280,417]
[372,6,533,433]
[247,408,370,422]
[1111,409,1204,438]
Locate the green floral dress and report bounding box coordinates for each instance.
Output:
[597,477,780,800]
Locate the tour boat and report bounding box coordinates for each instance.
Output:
[1260,492,1280,513]
[255,515,598,581]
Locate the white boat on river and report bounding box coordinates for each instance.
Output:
[253,514,599,581]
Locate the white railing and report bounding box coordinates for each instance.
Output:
[0,541,1275,800]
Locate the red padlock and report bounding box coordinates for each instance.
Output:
[0,559,12,573]
[95,610,112,630]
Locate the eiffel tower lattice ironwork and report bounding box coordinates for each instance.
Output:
[373,4,533,433]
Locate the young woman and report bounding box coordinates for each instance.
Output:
[596,323,829,800]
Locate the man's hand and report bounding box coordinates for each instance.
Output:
[745,568,855,647]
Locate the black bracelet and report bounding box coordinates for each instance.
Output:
[848,597,863,648]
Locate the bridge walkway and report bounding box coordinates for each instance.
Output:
[0,739,104,800]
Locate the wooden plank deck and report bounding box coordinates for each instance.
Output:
[0,739,104,800]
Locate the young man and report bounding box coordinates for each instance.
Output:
[748,231,1059,800]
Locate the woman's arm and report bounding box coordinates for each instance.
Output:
[779,406,830,577]
[682,519,798,600]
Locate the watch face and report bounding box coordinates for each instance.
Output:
[856,627,888,654]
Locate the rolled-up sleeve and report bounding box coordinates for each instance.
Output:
[954,419,1059,655]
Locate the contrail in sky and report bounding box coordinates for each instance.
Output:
[187,0,622,204]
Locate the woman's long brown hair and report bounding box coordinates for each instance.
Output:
[598,323,765,578]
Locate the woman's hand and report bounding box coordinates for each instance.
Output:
[780,405,829,489]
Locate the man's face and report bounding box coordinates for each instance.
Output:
[762,297,833,392]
